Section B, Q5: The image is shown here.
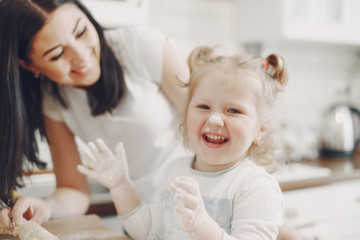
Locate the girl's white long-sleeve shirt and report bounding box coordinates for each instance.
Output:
[121,156,284,240]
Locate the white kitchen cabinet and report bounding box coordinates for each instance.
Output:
[282,179,360,239]
[80,0,149,27]
[236,0,360,45]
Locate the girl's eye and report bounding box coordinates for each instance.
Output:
[198,105,210,110]
[76,26,87,38]
[50,51,64,61]
[228,108,241,114]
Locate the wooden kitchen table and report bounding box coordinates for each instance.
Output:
[0,214,130,240]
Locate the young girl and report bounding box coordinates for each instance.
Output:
[78,46,288,239]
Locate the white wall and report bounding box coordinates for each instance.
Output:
[148,0,360,159]
[149,0,238,54]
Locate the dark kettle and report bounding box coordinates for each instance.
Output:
[320,103,360,157]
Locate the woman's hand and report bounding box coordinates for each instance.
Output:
[0,196,51,231]
[77,138,130,190]
[168,176,223,240]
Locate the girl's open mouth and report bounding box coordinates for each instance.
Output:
[202,133,229,145]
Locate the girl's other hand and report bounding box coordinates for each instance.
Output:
[0,196,51,230]
[168,176,216,236]
[169,176,223,239]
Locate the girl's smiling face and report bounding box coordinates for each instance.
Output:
[21,3,101,86]
[187,69,262,172]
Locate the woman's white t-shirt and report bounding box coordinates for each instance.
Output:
[42,26,188,203]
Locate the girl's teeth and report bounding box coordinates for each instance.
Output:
[206,135,225,140]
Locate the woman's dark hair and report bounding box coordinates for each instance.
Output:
[0,0,125,207]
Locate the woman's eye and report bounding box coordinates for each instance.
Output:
[76,26,87,38]
[228,108,241,114]
[198,105,210,110]
[50,51,64,61]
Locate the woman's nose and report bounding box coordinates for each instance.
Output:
[69,44,88,65]
[207,112,224,127]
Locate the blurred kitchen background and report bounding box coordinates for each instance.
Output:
[154,0,360,160]
[23,0,360,239]
[82,0,360,161]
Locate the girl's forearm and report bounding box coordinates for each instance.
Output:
[109,181,141,216]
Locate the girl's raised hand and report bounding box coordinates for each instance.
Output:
[77,138,130,190]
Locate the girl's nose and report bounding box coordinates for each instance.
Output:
[207,112,224,127]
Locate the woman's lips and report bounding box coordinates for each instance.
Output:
[202,133,229,148]
[71,62,92,77]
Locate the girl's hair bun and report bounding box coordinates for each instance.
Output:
[264,54,288,87]
[187,46,215,73]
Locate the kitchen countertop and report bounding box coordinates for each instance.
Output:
[280,150,360,191]
[88,151,360,216]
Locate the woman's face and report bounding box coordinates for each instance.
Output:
[186,70,262,172]
[23,3,101,86]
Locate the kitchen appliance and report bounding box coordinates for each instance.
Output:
[320,103,360,157]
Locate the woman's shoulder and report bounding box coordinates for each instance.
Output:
[104,26,166,48]
[104,26,167,78]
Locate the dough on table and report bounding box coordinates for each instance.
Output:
[0,218,59,240]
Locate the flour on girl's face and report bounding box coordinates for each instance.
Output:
[207,113,223,126]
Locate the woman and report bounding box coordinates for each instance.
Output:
[0,0,189,229]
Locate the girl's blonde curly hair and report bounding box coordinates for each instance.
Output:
[181,46,289,173]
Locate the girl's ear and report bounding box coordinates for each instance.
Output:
[254,130,265,146]
[19,59,40,78]
[254,117,271,145]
